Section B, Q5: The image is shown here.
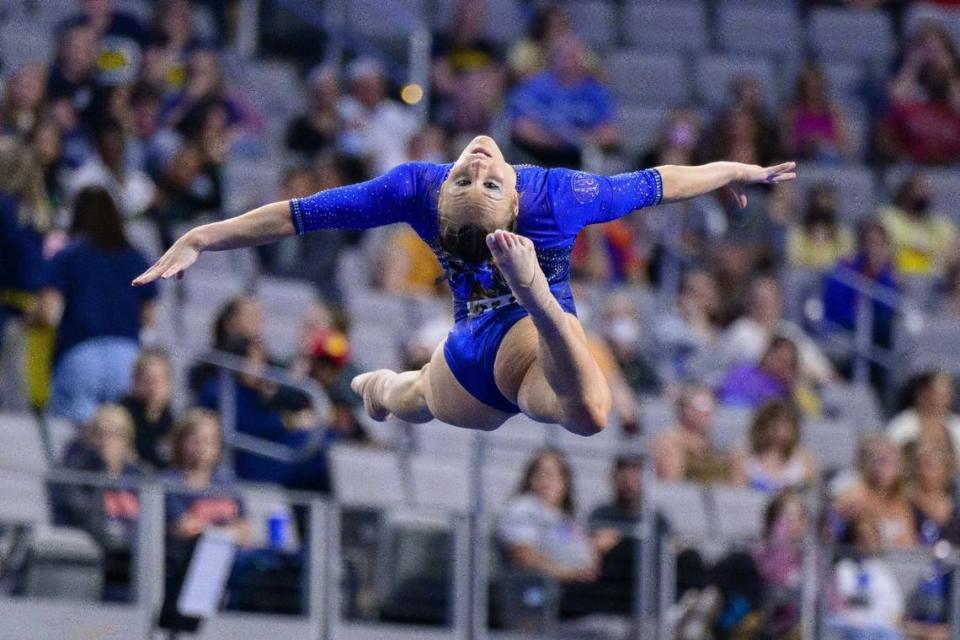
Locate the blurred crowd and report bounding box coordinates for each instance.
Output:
[3,0,960,637]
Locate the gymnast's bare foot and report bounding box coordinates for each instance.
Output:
[351,370,394,421]
[487,229,555,315]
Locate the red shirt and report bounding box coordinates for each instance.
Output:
[883,98,960,164]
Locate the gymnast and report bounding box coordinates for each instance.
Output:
[134,135,795,435]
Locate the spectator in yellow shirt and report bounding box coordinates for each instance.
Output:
[880,173,958,276]
[787,183,853,271]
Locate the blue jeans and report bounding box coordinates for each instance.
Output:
[51,337,140,425]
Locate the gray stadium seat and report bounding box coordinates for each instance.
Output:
[350,320,402,371]
[329,445,406,508]
[0,24,54,70]
[347,0,427,44]
[711,487,768,541]
[907,317,960,374]
[618,105,667,157]
[884,166,960,225]
[562,0,616,51]
[822,61,864,107]
[648,481,710,541]
[622,2,709,54]
[566,454,613,517]
[695,54,777,110]
[717,6,801,58]
[639,396,675,437]
[240,486,301,550]
[607,50,690,107]
[819,382,881,432]
[796,164,877,224]
[410,454,472,512]
[809,8,895,67]
[436,0,525,45]
[802,420,858,472]
[483,465,524,512]
[844,109,870,161]
[0,412,48,475]
[413,419,477,459]
[223,158,282,215]
[486,413,551,453]
[711,407,752,452]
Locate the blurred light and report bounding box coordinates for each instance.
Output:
[401,84,424,105]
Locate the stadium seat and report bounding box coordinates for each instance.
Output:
[711,487,768,541]
[639,395,675,437]
[808,8,895,67]
[409,454,472,512]
[795,164,877,224]
[350,319,402,371]
[648,481,710,541]
[907,317,960,374]
[436,0,525,45]
[0,24,54,71]
[0,412,48,475]
[622,2,709,54]
[329,445,406,508]
[819,382,881,432]
[607,50,690,107]
[695,54,777,110]
[822,61,864,107]
[561,0,616,51]
[347,0,427,45]
[485,413,550,455]
[802,420,858,473]
[482,465,524,512]
[412,419,477,459]
[566,454,614,517]
[904,3,960,51]
[711,407,752,452]
[717,6,801,58]
[617,105,667,157]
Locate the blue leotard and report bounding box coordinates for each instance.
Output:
[291,162,662,413]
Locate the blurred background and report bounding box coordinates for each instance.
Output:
[3,0,960,638]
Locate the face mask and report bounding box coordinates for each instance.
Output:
[913,195,931,214]
[608,318,641,347]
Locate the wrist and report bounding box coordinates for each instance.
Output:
[186,226,210,252]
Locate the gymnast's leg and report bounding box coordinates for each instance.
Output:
[488,230,611,436]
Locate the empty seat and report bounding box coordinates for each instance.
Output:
[717,6,801,58]
[819,382,881,432]
[0,412,48,474]
[410,454,472,512]
[695,54,777,109]
[711,407,752,451]
[483,465,524,512]
[822,61,864,107]
[562,0,616,50]
[712,487,768,541]
[622,2,709,54]
[618,105,667,156]
[907,317,960,374]
[347,0,426,43]
[350,321,402,371]
[486,413,551,454]
[802,420,858,472]
[639,396,675,437]
[329,445,406,508]
[648,481,710,541]
[413,419,477,459]
[809,8,895,67]
[796,164,877,224]
[223,158,282,215]
[0,24,54,70]
[607,50,690,107]
[566,454,614,517]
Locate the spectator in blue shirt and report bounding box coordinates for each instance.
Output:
[60,0,147,87]
[39,186,159,424]
[508,35,619,168]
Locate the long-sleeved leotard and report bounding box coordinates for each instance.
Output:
[291,162,662,321]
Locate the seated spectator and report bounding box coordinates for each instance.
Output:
[507,35,618,168]
[120,347,175,469]
[149,140,222,248]
[786,183,854,271]
[879,172,958,277]
[781,64,851,162]
[640,107,703,167]
[753,490,810,639]
[652,268,722,387]
[880,21,960,165]
[742,400,818,494]
[46,22,98,134]
[827,516,905,640]
[62,0,147,86]
[717,275,836,386]
[376,226,446,298]
[651,386,743,486]
[338,57,418,176]
[598,292,660,395]
[147,0,217,97]
[285,64,341,160]
[909,443,960,546]
[306,328,366,438]
[887,370,960,461]
[430,0,505,134]
[40,187,159,424]
[1,63,48,140]
[833,436,918,550]
[570,220,645,284]
[29,118,68,208]
[68,117,157,219]
[506,5,598,83]
[717,336,814,413]
[60,404,146,601]
[496,449,617,619]
[700,75,778,167]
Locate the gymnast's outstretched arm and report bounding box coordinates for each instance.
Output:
[657,161,796,207]
[133,163,423,286]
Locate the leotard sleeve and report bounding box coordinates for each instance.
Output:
[548,168,663,238]
[289,162,425,234]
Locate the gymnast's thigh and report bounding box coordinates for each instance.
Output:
[423,340,513,431]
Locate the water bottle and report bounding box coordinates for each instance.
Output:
[850,563,870,608]
[915,558,947,623]
[920,519,940,547]
[268,508,289,550]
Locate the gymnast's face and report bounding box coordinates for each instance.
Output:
[441,136,518,231]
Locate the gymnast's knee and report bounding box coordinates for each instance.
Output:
[562,390,610,436]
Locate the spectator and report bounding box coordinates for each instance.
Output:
[718,275,836,386]
[598,292,660,394]
[640,107,703,167]
[62,0,147,87]
[716,336,816,414]
[149,141,220,248]
[120,347,175,469]
[68,118,157,218]
[40,187,159,424]
[29,118,68,209]
[742,400,818,494]
[337,57,418,176]
[833,435,918,550]
[570,220,645,284]
[147,0,216,97]
[827,516,905,640]
[880,22,960,165]
[821,220,898,388]
[285,64,342,160]
[60,404,145,601]
[908,443,960,546]
[430,0,505,134]
[128,82,164,172]
[652,268,722,387]
[879,173,958,277]
[887,370,960,461]
[255,165,316,276]
[781,64,851,162]
[496,449,617,618]
[47,22,99,133]
[700,75,778,167]
[651,385,743,485]
[786,183,854,271]
[506,5,598,83]
[507,35,618,168]
[1,63,48,140]
[753,490,810,639]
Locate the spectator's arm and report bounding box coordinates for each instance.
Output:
[651,432,684,482]
[36,288,63,327]
[506,544,597,583]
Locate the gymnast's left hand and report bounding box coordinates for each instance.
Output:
[132,229,203,286]
[727,161,797,208]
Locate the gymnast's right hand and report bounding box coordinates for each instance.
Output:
[132,229,203,286]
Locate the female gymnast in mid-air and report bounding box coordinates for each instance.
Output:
[134,136,795,436]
